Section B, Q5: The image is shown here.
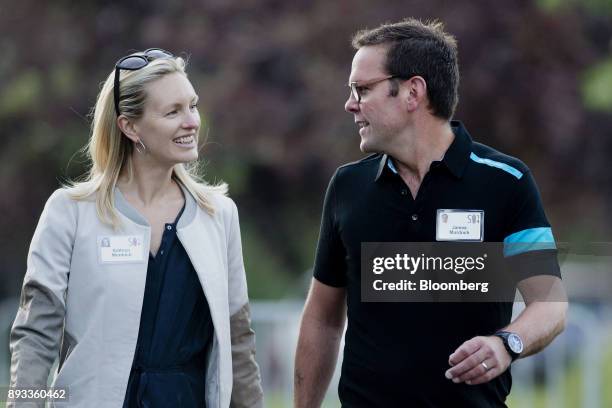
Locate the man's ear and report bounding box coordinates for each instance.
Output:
[117,115,138,143]
[403,76,427,112]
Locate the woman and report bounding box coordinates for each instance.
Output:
[9,49,263,407]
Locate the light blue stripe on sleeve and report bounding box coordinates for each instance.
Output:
[470,152,523,179]
[503,227,556,257]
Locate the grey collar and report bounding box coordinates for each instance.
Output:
[114,181,197,228]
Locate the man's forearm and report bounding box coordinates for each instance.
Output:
[445,276,568,386]
[504,301,567,358]
[294,315,343,408]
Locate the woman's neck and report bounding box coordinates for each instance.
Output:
[117,158,179,207]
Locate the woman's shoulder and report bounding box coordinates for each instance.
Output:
[204,188,237,217]
[42,185,100,218]
[35,188,82,227]
[185,181,233,214]
[61,181,98,203]
[46,187,78,207]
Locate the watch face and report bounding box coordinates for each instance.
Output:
[508,333,524,354]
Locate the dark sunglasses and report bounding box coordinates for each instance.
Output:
[113,48,174,116]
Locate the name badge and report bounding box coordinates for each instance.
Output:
[98,235,145,263]
[436,209,484,241]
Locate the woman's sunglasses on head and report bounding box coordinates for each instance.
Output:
[113,48,174,116]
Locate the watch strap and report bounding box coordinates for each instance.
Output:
[494,331,520,361]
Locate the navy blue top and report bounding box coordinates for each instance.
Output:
[123,203,214,407]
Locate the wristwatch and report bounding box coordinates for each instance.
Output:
[494,331,523,361]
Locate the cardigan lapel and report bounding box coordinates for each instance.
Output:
[114,182,229,335]
[178,214,230,343]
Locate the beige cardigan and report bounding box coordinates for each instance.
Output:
[9,186,263,407]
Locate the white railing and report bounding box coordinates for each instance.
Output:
[251,299,612,408]
[0,297,610,407]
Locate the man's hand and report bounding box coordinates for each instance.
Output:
[445,336,512,385]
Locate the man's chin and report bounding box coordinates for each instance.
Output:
[359,140,381,154]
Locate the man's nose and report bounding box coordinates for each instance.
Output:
[345,93,360,114]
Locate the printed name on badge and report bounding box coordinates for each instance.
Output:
[98,235,145,263]
[436,209,484,241]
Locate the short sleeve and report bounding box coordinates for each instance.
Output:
[504,171,561,282]
[313,172,348,287]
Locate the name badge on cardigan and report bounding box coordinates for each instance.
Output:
[436,209,484,241]
[98,235,145,263]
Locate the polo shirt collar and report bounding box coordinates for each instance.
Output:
[443,120,473,179]
[375,120,472,181]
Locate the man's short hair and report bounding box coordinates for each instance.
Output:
[352,18,459,120]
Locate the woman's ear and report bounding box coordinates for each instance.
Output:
[117,115,138,143]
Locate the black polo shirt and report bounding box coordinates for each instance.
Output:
[313,121,560,407]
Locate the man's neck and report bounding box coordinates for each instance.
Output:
[388,119,455,183]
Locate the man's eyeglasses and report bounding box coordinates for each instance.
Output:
[348,75,399,104]
[113,48,174,116]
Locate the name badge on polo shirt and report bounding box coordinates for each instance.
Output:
[436,209,484,242]
[98,235,145,263]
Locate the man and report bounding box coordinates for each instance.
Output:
[294,18,567,407]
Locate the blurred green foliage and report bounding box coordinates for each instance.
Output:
[1,0,611,299]
[538,0,612,14]
[240,219,295,299]
[582,58,612,112]
[0,70,43,117]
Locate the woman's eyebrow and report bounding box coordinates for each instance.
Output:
[159,96,198,111]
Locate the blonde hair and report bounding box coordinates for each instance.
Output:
[66,55,227,228]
